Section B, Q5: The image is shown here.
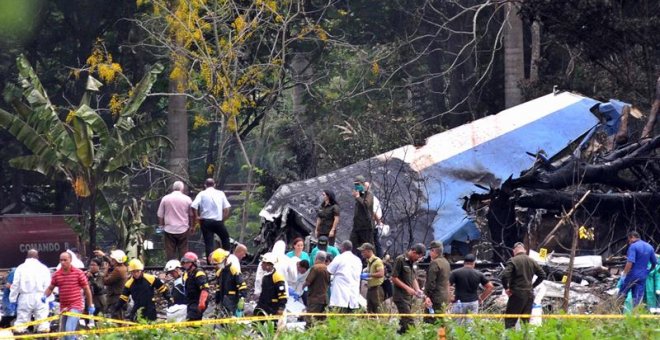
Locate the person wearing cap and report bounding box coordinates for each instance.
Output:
[350,175,376,254]
[96,249,128,319]
[327,241,362,312]
[191,178,232,261]
[181,252,210,321]
[423,241,450,323]
[255,252,288,316]
[391,243,426,334]
[210,248,247,316]
[303,251,330,327]
[163,260,187,305]
[86,258,106,316]
[310,236,340,262]
[157,180,194,260]
[316,189,340,245]
[359,242,385,313]
[114,259,169,321]
[449,254,494,325]
[501,242,546,329]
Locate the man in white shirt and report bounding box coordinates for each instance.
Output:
[327,240,362,312]
[228,243,247,273]
[9,249,52,333]
[157,181,194,260]
[191,178,232,261]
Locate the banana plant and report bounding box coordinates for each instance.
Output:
[0,54,171,252]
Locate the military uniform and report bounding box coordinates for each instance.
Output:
[366,255,385,313]
[255,270,287,315]
[350,191,375,247]
[425,256,451,310]
[392,255,416,333]
[501,252,546,328]
[117,273,169,321]
[215,262,247,316]
[184,268,210,320]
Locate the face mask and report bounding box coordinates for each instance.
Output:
[354,184,364,192]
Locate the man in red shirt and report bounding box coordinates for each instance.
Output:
[44,252,94,340]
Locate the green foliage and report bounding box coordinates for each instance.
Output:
[89,315,660,339]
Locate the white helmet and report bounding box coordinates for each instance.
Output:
[164,260,181,272]
[110,250,127,264]
[261,252,278,264]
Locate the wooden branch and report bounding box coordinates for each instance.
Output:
[538,190,591,249]
[517,189,660,213]
[614,105,630,146]
[641,76,660,138]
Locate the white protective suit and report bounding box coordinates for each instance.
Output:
[327,250,362,309]
[9,258,52,332]
[254,241,298,296]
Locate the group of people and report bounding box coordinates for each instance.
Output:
[3,177,657,337]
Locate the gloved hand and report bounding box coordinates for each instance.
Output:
[48,301,56,310]
[617,276,626,289]
[288,287,296,296]
[360,273,370,280]
[41,296,47,304]
[88,305,96,315]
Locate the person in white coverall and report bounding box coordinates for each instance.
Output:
[9,249,52,333]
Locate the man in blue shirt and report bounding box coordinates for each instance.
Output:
[310,236,340,262]
[620,231,657,306]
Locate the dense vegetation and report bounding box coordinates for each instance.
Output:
[0,0,657,253]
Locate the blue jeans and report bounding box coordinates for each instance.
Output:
[61,308,81,340]
[620,275,646,306]
[450,301,479,325]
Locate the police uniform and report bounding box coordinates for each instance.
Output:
[216,262,248,316]
[255,270,287,315]
[392,254,416,333]
[184,267,210,320]
[117,273,169,321]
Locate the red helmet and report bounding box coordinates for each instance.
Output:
[180,251,199,264]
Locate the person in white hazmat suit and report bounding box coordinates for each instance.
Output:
[9,249,52,333]
[254,240,298,296]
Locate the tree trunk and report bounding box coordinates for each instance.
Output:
[530,21,541,83]
[167,60,189,181]
[504,2,524,108]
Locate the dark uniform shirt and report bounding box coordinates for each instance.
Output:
[353,191,374,231]
[317,203,340,235]
[305,263,330,305]
[88,271,106,314]
[424,256,450,306]
[216,262,248,301]
[118,273,168,321]
[450,267,489,303]
[392,255,416,303]
[184,267,210,304]
[171,278,186,305]
[256,270,288,314]
[501,253,546,292]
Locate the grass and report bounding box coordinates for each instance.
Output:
[90,314,660,340]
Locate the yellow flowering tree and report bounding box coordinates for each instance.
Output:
[137,0,327,240]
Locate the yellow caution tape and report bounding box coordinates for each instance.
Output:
[7,311,660,339]
[2,315,59,332]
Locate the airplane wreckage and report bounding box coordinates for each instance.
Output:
[257,81,660,261]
